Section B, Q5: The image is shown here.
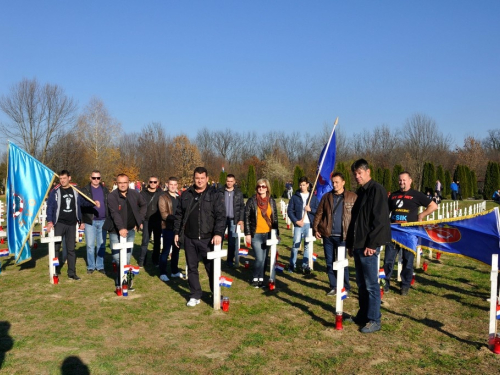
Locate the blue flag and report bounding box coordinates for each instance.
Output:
[316,130,336,202]
[391,208,500,267]
[6,143,55,264]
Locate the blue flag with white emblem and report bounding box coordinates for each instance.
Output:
[316,131,336,202]
[6,142,55,264]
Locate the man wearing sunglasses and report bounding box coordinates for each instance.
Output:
[139,176,164,267]
[81,170,109,275]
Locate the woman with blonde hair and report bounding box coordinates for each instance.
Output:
[244,178,280,288]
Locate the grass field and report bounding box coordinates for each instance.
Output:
[0,197,499,374]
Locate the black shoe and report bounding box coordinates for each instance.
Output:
[302,265,311,275]
[383,285,390,293]
[326,289,336,296]
[344,315,365,325]
[68,275,81,281]
[128,287,135,292]
[97,269,106,275]
[55,266,61,275]
[360,321,381,333]
[87,269,94,275]
[401,287,409,296]
[251,280,260,288]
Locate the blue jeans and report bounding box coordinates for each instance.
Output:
[290,223,310,270]
[84,219,106,271]
[222,218,237,265]
[353,247,381,324]
[323,236,350,291]
[383,243,414,289]
[252,233,269,280]
[159,229,180,275]
[110,230,135,286]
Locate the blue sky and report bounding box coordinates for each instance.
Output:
[1,1,499,149]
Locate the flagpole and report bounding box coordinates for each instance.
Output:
[303,117,338,219]
[52,173,97,206]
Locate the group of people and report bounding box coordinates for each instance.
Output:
[45,159,437,333]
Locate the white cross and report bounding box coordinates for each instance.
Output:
[207,243,228,310]
[333,245,349,315]
[41,230,62,284]
[304,228,316,270]
[231,223,245,267]
[416,245,422,268]
[112,236,134,289]
[266,229,279,282]
[488,254,499,350]
[397,248,403,282]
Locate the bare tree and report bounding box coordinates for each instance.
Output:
[137,122,170,181]
[483,129,500,162]
[0,78,77,164]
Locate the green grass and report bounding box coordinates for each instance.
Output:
[0,196,499,373]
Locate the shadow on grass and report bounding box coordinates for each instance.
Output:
[0,321,13,370]
[61,356,90,375]
[417,272,490,301]
[384,309,485,350]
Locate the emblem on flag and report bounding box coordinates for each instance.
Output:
[379,268,386,279]
[312,253,318,262]
[341,287,348,300]
[238,249,248,257]
[219,276,233,288]
[52,257,60,266]
[0,249,9,257]
[275,262,285,272]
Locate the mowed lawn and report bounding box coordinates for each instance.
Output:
[0,197,499,374]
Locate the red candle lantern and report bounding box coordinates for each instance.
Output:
[423,262,428,272]
[335,313,343,330]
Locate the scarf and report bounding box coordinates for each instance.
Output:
[256,194,272,228]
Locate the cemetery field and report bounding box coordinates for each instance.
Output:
[0,196,500,374]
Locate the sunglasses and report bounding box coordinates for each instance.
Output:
[149,181,158,184]
[257,185,267,189]
[91,177,101,180]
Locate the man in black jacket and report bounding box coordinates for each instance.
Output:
[139,176,164,267]
[219,174,245,267]
[81,170,109,275]
[174,167,226,307]
[346,159,391,333]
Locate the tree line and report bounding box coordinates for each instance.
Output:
[1,78,499,199]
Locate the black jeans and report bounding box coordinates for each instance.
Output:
[54,222,77,277]
[139,219,162,266]
[184,236,214,299]
[383,242,415,289]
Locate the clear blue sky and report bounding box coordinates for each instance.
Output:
[1,1,499,149]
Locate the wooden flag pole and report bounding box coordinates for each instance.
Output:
[53,173,97,206]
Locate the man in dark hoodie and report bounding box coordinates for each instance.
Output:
[139,175,164,267]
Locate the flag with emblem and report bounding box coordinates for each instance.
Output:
[340,287,348,300]
[312,253,318,262]
[52,257,59,266]
[0,249,9,257]
[275,262,285,272]
[238,248,248,257]
[219,276,233,288]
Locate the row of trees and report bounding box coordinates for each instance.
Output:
[1,78,500,199]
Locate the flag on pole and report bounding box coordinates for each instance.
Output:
[312,253,318,262]
[340,287,348,300]
[7,143,56,265]
[275,262,285,272]
[238,249,248,257]
[379,268,386,279]
[52,258,59,266]
[316,125,337,202]
[496,305,500,320]
[0,249,9,257]
[219,276,233,287]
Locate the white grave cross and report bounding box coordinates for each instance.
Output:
[112,236,134,288]
[41,230,62,284]
[488,254,499,349]
[305,228,316,270]
[333,246,349,314]
[207,243,228,310]
[266,229,279,282]
[231,223,246,267]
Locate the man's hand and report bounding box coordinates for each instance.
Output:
[237,221,244,231]
[46,222,53,232]
[245,235,252,248]
[119,229,128,238]
[304,205,311,212]
[94,200,101,208]
[295,219,304,228]
[364,247,377,257]
[174,235,179,248]
[211,235,222,245]
[347,248,353,257]
[79,223,85,230]
[139,224,143,231]
[315,232,322,239]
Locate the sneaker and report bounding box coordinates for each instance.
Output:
[97,269,106,275]
[68,275,81,281]
[286,265,294,273]
[128,287,135,292]
[302,265,311,275]
[251,279,260,288]
[160,274,170,282]
[360,321,381,333]
[87,269,94,275]
[171,272,184,278]
[383,285,390,293]
[186,298,200,307]
[326,289,337,296]
[401,287,409,296]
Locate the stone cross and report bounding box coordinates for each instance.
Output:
[333,245,349,315]
[266,229,279,282]
[231,223,245,267]
[112,236,134,289]
[304,227,316,270]
[207,243,228,310]
[488,254,499,350]
[41,230,62,284]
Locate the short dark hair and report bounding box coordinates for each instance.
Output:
[60,169,71,177]
[226,174,235,179]
[116,173,129,180]
[331,172,345,181]
[298,176,309,184]
[399,171,412,179]
[193,167,208,176]
[91,170,101,175]
[351,159,369,172]
[168,177,178,182]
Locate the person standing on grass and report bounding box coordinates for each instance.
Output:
[244,178,280,288]
[219,174,245,268]
[46,170,100,281]
[174,167,226,307]
[158,177,184,281]
[105,174,147,291]
[346,159,391,334]
[287,176,319,273]
[384,171,437,296]
[81,170,109,275]
[313,171,356,297]
[138,176,164,267]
